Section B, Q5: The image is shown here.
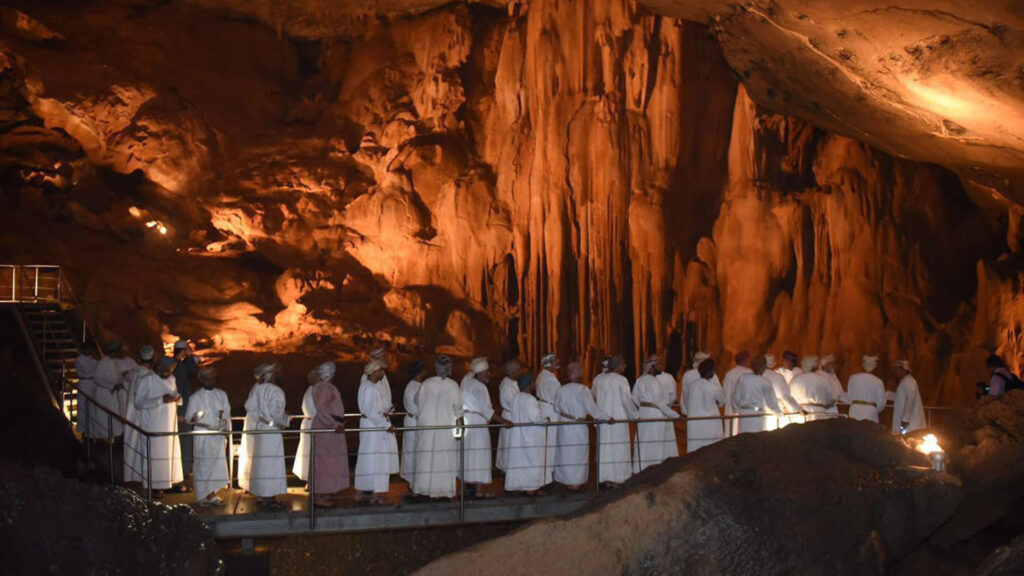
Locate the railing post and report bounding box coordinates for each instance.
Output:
[57,268,62,306]
[34,267,39,300]
[146,433,153,501]
[309,430,316,529]
[108,413,115,485]
[593,422,600,497]
[459,426,465,523]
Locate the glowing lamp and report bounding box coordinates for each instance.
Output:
[158,225,168,235]
[145,220,158,228]
[915,434,947,472]
[128,206,142,218]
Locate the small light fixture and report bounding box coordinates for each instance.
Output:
[915,433,947,472]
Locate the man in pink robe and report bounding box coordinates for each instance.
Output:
[311,361,349,506]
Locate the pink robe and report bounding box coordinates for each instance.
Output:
[312,382,350,494]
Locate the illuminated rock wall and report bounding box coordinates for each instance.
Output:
[0,1,1016,405]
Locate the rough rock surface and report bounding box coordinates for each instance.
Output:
[413,419,960,576]
[0,459,223,575]
[0,0,1020,409]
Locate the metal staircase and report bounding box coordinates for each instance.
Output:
[2,265,97,422]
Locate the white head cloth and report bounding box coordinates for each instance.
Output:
[820,354,837,367]
[470,357,489,374]
[643,355,659,373]
[255,362,280,383]
[693,351,710,369]
[317,361,336,382]
[435,355,453,378]
[541,354,558,369]
[801,356,819,371]
[862,355,879,371]
[364,359,386,375]
[139,345,156,362]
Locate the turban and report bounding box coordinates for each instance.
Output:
[364,359,386,375]
[317,361,336,382]
[541,354,559,369]
[104,341,122,354]
[693,351,710,369]
[255,362,280,382]
[862,355,879,372]
[156,357,176,372]
[139,345,155,362]
[801,356,819,371]
[566,361,583,381]
[735,350,751,364]
[642,355,659,373]
[407,360,426,379]
[764,353,777,369]
[435,355,453,378]
[820,354,837,367]
[173,340,188,350]
[470,356,489,374]
[894,360,911,371]
[197,366,217,385]
[504,360,521,377]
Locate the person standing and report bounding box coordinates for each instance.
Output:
[985,354,1016,397]
[123,346,156,483]
[356,359,397,505]
[412,355,463,499]
[554,362,609,490]
[535,354,562,487]
[684,358,726,452]
[763,353,802,428]
[818,355,845,415]
[461,357,507,497]
[732,356,781,434]
[134,357,184,494]
[632,356,680,472]
[790,356,837,421]
[74,342,100,439]
[495,360,522,473]
[680,352,716,415]
[368,347,400,477]
[238,362,288,509]
[172,340,199,477]
[400,361,427,485]
[93,341,134,440]
[185,366,231,507]
[892,360,926,434]
[594,355,637,486]
[292,368,318,485]
[504,375,546,494]
[722,351,753,436]
[846,356,887,422]
[310,362,349,507]
[776,351,801,384]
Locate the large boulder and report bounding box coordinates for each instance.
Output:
[414,419,960,576]
[0,460,222,576]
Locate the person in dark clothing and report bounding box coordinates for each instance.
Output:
[173,340,199,478]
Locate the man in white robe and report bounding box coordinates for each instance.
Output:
[892,360,926,434]
[633,356,680,472]
[134,357,184,494]
[367,347,400,475]
[789,356,837,420]
[411,355,463,498]
[459,357,507,497]
[292,368,318,484]
[651,354,680,458]
[722,351,752,437]
[594,355,637,485]
[819,354,846,414]
[847,355,887,422]
[554,362,608,489]
[93,341,136,439]
[733,356,782,434]
[535,354,561,486]
[684,358,726,452]
[495,360,522,472]
[590,357,612,403]
[776,351,801,384]
[505,374,547,494]
[400,361,427,484]
[238,362,288,508]
[763,353,803,428]
[123,346,155,483]
[680,352,717,415]
[356,359,397,503]
[74,343,100,439]
[186,366,231,507]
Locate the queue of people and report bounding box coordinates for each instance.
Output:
[74,341,1002,509]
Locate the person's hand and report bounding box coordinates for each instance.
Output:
[335,424,345,433]
[387,425,396,433]
[162,394,176,403]
[607,418,616,425]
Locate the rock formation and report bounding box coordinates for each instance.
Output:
[412,419,961,576]
[0,0,1020,407]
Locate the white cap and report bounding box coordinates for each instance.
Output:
[862,355,878,371]
[364,358,386,375]
[470,357,489,374]
[693,351,710,369]
[255,362,280,382]
[642,356,659,373]
[541,354,559,369]
[317,361,336,382]
[139,345,156,362]
[820,354,836,366]
[801,355,819,371]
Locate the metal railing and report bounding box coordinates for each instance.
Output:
[72,383,972,532]
[0,264,63,304]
